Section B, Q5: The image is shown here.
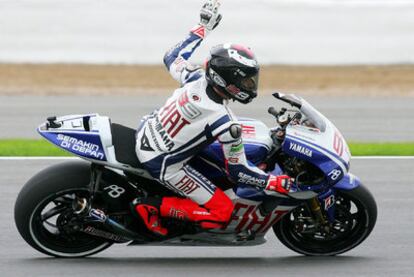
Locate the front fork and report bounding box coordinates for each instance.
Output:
[307,189,336,228]
[308,197,329,225]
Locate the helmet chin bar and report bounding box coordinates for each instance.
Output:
[212,86,230,100]
[210,80,255,104]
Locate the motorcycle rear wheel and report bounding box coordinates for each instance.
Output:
[273,184,377,256]
[14,161,113,258]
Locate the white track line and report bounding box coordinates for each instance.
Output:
[352,156,414,160]
[0,156,413,160]
[0,157,79,160]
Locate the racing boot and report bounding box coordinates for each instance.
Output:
[160,189,234,230]
[132,197,168,237]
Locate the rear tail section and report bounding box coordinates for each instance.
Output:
[37,114,111,161]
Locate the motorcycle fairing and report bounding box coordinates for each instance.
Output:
[282,97,351,187]
[317,174,361,223]
[333,173,361,191]
[38,114,108,161]
[283,135,347,185]
[41,131,107,161]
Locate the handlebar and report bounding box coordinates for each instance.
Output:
[267,106,279,118]
[267,106,301,129]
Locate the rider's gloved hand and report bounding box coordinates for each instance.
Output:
[265,175,293,195]
[191,0,222,38]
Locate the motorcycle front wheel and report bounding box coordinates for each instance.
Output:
[273,184,377,256]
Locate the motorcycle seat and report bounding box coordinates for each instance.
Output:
[110,123,142,169]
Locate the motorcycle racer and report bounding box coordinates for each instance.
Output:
[134,0,292,236]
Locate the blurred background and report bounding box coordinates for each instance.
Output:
[1,0,414,64]
[0,0,413,141]
[2,2,414,273]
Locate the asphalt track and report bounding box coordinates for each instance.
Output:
[1,158,413,276]
[1,95,413,141]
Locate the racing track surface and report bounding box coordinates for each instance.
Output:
[1,158,413,277]
[1,95,413,141]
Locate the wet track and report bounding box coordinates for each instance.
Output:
[1,95,413,141]
[1,158,413,276]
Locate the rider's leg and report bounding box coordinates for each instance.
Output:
[134,127,233,235]
[160,187,233,229]
[134,163,233,234]
[159,164,234,229]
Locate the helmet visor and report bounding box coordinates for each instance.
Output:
[240,74,258,92]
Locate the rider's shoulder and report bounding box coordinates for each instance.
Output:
[178,78,225,114]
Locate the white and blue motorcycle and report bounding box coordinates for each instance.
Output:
[14,93,377,257]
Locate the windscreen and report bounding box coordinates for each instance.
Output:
[299,99,327,132]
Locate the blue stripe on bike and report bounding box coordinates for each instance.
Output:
[286,134,349,170]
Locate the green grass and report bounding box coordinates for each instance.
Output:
[0,139,413,157]
[348,142,414,156]
[0,139,69,156]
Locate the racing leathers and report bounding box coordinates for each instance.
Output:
[135,20,291,235]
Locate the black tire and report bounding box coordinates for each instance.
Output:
[274,184,377,256]
[14,161,112,258]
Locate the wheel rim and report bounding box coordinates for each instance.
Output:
[29,188,110,257]
[279,191,370,255]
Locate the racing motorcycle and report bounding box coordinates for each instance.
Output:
[14,93,377,257]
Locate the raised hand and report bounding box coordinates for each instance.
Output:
[191,0,222,38]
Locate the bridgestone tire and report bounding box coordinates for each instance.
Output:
[14,161,112,258]
[274,184,377,256]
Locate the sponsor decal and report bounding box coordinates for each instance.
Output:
[209,68,226,87]
[333,131,344,156]
[237,172,266,187]
[146,117,171,151]
[289,142,313,157]
[140,131,155,152]
[174,175,200,194]
[241,125,256,138]
[178,92,201,119]
[226,84,240,94]
[229,143,244,157]
[324,195,335,210]
[191,25,205,38]
[57,134,105,160]
[221,202,289,233]
[193,210,210,216]
[83,226,126,242]
[228,49,258,67]
[103,184,126,199]
[89,209,107,222]
[155,95,194,145]
[226,85,251,101]
[191,93,201,102]
[228,157,239,164]
[328,169,342,181]
[236,68,247,77]
[168,208,187,220]
[151,116,175,151]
